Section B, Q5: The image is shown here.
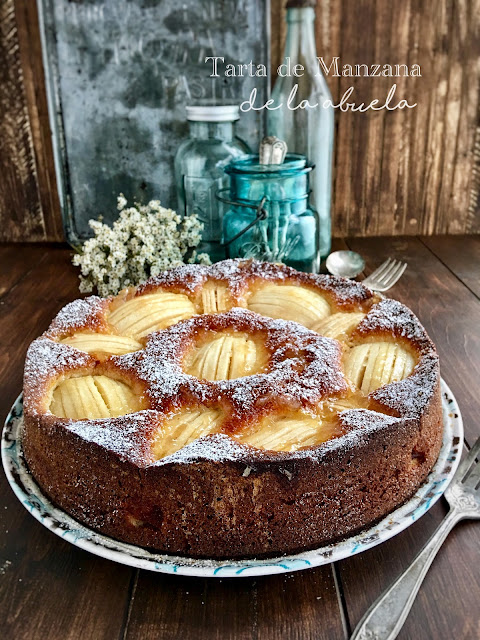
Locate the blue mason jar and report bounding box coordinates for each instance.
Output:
[221,154,320,273]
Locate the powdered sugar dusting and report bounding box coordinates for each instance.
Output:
[156,433,263,465]
[23,338,96,414]
[356,299,433,352]
[25,338,93,385]
[371,354,439,417]
[339,408,402,432]
[150,408,410,466]
[24,260,440,466]
[135,259,375,307]
[46,296,109,336]
[113,308,348,423]
[41,260,377,341]
[136,263,210,295]
[67,411,159,466]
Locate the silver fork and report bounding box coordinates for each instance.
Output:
[362,258,407,292]
[351,438,480,640]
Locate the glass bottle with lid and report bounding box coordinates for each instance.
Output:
[266,0,334,260]
[174,105,250,262]
[221,154,320,273]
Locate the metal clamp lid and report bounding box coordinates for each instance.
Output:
[216,189,268,250]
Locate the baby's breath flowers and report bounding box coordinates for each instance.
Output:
[72,196,211,296]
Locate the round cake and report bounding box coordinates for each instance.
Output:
[22,259,443,558]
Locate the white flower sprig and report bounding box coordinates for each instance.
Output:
[72,195,211,296]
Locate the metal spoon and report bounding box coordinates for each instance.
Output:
[326,250,366,279]
[259,136,287,165]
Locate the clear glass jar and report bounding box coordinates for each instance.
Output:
[266,2,334,260]
[221,154,320,273]
[174,105,250,262]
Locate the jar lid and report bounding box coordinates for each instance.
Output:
[186,105,240,122]
[226,154,310,175]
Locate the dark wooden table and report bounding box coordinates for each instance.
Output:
[1,237,479,640]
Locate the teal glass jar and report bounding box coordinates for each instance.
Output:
[221,154,320,273]
[174,105,250,262]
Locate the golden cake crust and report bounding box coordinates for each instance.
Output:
[22,260,443,558]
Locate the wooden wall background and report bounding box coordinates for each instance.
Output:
[271,0,480,237]
[1,0,480,242]
[0,0,62,242]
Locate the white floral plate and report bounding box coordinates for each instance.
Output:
[2,379,463,578]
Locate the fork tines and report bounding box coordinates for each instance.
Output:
[459,438,480,489]
[362,258,407,292]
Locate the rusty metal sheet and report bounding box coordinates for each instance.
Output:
[38,0,269,243]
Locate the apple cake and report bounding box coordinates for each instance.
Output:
[22,259,443,558]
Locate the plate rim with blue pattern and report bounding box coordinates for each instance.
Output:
[1,379,463,578]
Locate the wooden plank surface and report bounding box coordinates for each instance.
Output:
[1,239,479,640]
[124,567,345,640]
[0,244,49,297]
[0,246,135,640]
[421,235,480,299]
[336,497,480,639]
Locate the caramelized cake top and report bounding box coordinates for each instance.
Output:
[24,259,439,467]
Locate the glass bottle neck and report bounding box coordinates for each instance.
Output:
[284,7,317,63]
[189,121,235,141]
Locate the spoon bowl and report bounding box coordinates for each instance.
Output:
[326,250,365,279]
